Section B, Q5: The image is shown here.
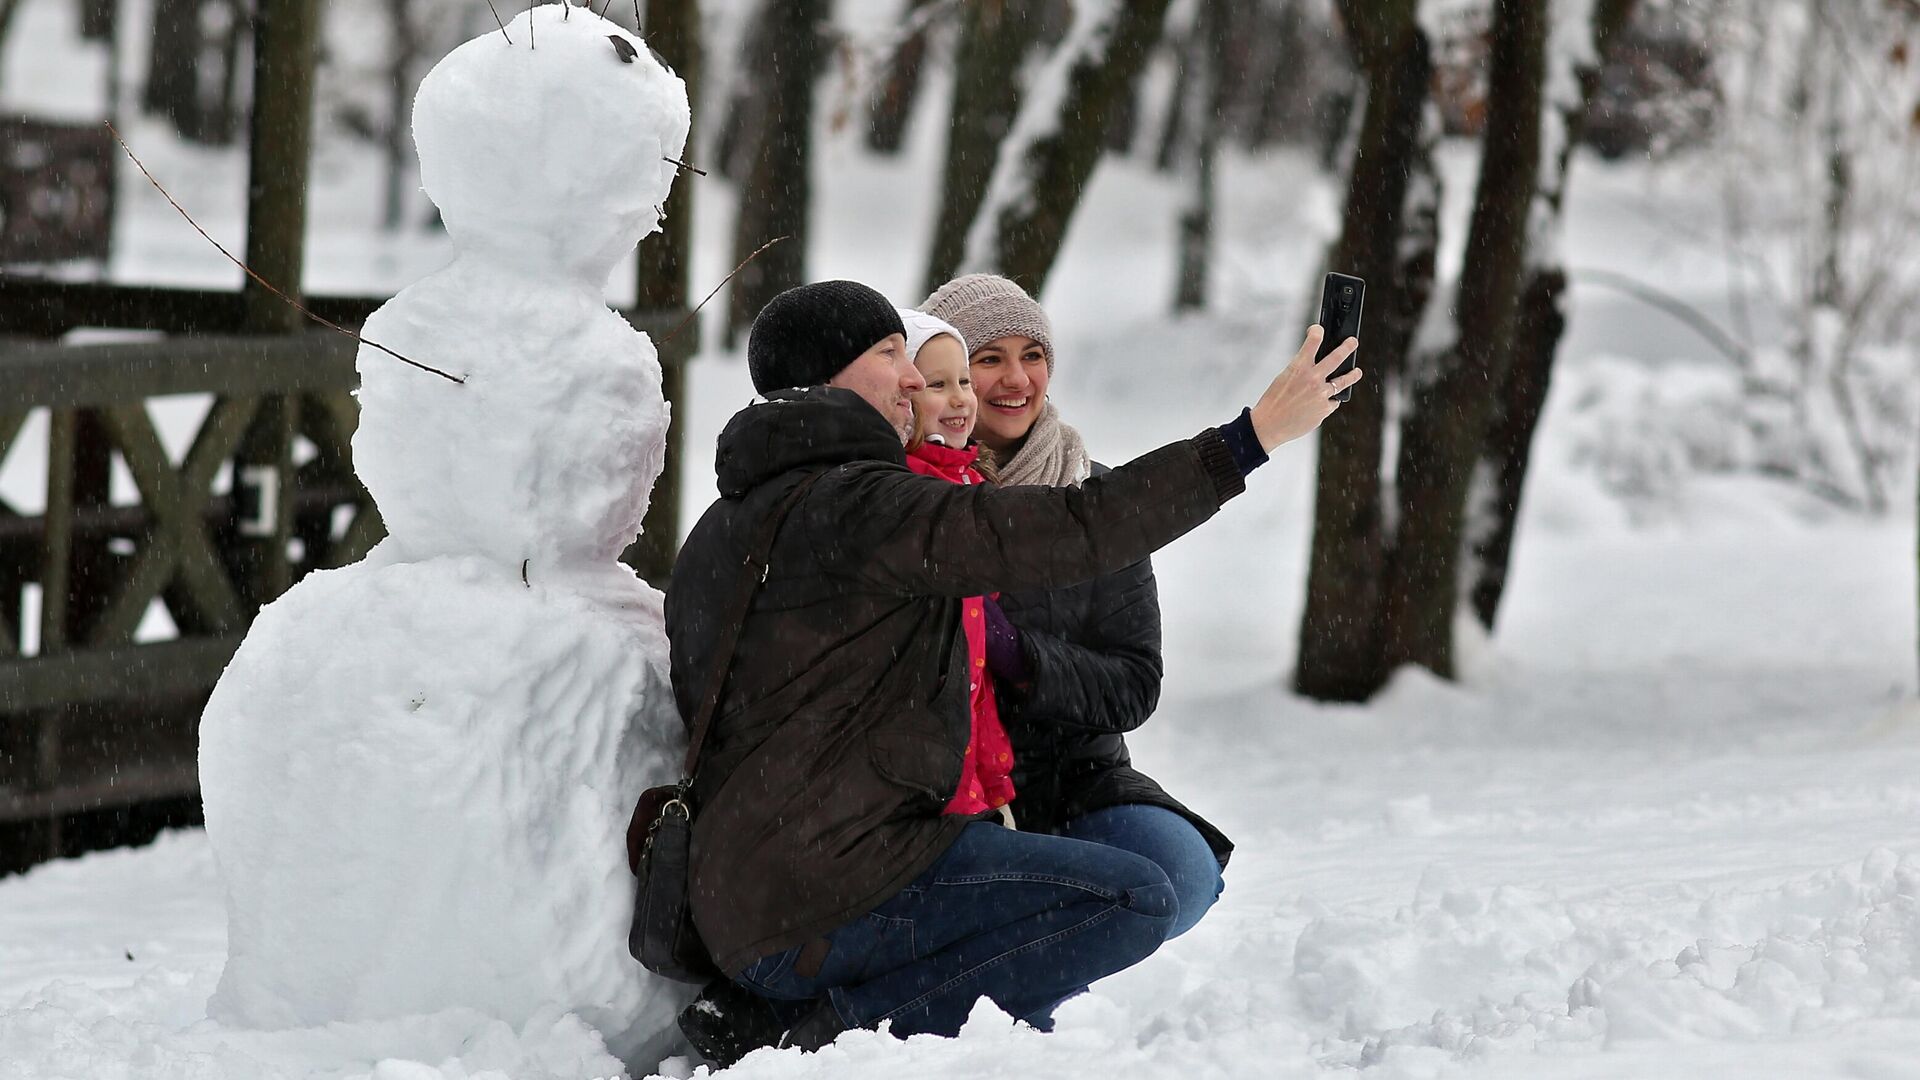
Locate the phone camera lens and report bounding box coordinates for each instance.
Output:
[1342,285,1354,297]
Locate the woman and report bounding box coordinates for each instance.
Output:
[922,274,1230,940]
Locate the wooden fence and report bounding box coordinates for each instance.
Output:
[0,282,692,869]
[0,331,367,845]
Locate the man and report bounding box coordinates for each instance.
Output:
[665,280,1359,1064]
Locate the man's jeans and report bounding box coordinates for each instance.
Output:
[733,822,1177,1038]
[1057,804,1225,940]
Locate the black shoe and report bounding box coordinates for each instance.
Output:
[678,979,827,1067]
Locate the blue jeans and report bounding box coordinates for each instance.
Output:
[1056,804,1224,939]
[733,822,1176,1037]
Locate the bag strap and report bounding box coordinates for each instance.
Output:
[681,468,826,778]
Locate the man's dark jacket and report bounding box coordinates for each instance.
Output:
[665,388,1245,974]
[998,464,1233,864]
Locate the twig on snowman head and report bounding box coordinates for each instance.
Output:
[105,123,467,386]
[527,2,535,48]
[660,235,789,347]
[483,0,513,43]
[662,155,706,176]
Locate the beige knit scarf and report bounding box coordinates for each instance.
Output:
[996,402,1092,488]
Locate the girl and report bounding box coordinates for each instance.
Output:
[899,308,1015,820]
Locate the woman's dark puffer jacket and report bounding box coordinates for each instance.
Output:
[997,462,1233,867]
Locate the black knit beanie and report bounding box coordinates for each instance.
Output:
[746,280,907,394]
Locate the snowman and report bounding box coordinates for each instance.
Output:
[198,4,692,1065]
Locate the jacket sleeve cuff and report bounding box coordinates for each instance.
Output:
[1192,428,1246,505]
[1218,407,1270,476]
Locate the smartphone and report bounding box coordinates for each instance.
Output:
[1316,272,1365,402]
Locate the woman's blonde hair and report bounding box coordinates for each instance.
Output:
[974,445,1000,482]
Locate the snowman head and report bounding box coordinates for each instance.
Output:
[412,5,690,283]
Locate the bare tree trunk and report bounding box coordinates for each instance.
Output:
[1294,0,1439,701]
[1467,266,1564,627]
[1812,10,1847,314]
[0,0,28,87]
[1468,0,1641,630]
[80,0,111,40]
[1171,0,1223,311]
[1250,0,1313,149]
[143,0,201,130]
[962,0,1173,294]
[725,0,824,344]
[209,0,246,143]
[142,0,244,144]
[231,0,318,616]
[240,0,317,336]
[866,0,937,154]
[1151,15,1193,172]
[637,0,703,314]
[380,0,423,232]
[1103,66,1143,153]
[626,0,703,587]
[714,0,775,182]
[1803,11,1884,513]
[924,0,1040,294]
[1377,0,1548,679]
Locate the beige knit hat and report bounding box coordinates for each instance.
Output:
[920,273,1054,372]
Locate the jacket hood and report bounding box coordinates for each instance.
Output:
[714,386,907,498]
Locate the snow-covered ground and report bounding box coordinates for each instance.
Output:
[4,0,1919,1077]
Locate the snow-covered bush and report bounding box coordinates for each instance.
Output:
[1687,0,1920,515]
[1555,347,1918,522]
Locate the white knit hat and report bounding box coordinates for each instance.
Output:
[897,307,967,361]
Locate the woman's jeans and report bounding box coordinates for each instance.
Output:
[734,822,1177,1038]
[1056,804,1225,940]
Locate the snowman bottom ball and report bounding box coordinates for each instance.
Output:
[199,555,678,1048]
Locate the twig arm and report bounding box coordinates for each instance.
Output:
[106,122,466,386]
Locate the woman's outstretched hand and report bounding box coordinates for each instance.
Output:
[1249,326,1362,452]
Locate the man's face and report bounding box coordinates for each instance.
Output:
[828,333,924,444]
